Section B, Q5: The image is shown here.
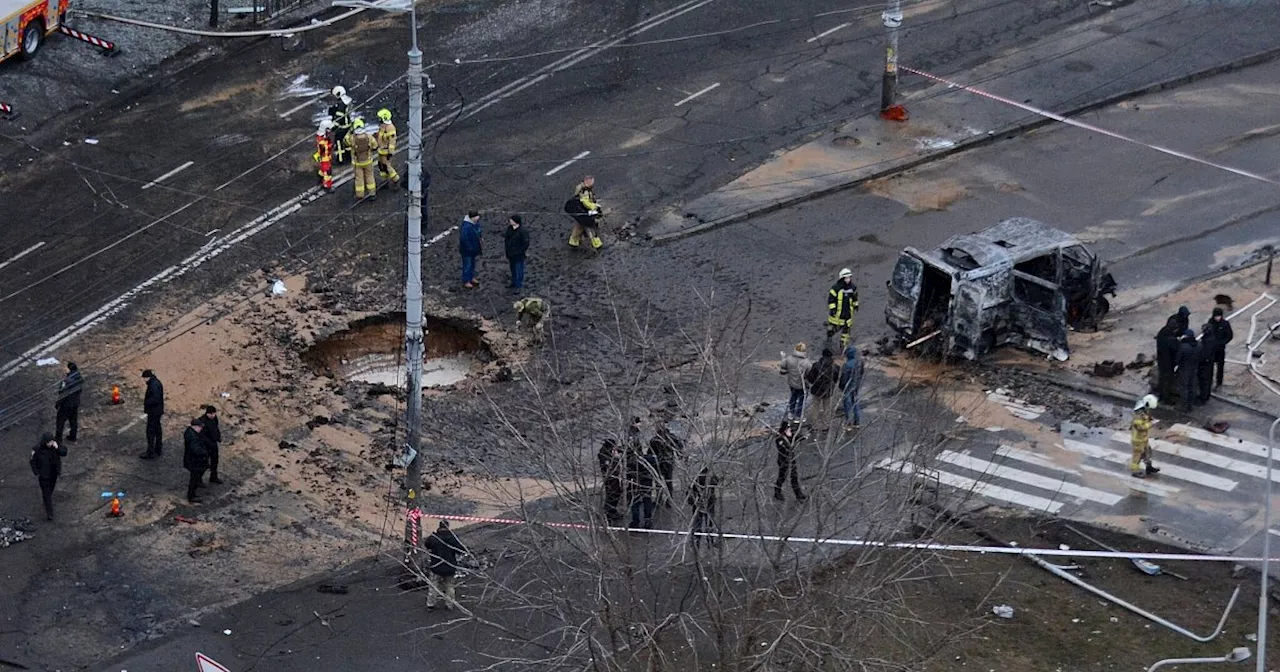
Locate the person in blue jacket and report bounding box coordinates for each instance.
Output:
[459,210,482,288]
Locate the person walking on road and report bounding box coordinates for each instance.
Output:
[565,175,604,250]
[1174,329,1200,412]
[687,466,720,547]
[348,119,378,201]
[1129,394,1160,478]
[597,439,624,524]
[141,369,164,459]
[649,418,683,507]
[459,210,482,289]
[425,520,471,610]
[839,344,865,430]
[202,405,224,485]
[504,214,530,290]
[773,419,807,502]
[375,108,400,187]
[826,268,859,349]
[625,440,659,529]
[1204,307,1234,389]
[29,433,67,521]
[513,297,549,344]
[1154,315,1181,403]
[183,418,209,504]
[779,342,811,419]
[54,362,83,443]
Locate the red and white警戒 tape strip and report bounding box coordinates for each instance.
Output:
[58,25,116,51]
[425,511,1280,564]
[900,65,1280,189]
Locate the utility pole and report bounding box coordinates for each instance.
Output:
[880,0,907,121]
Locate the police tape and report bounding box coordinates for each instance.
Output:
[419,511,1280,564]
[899,65,1280,189]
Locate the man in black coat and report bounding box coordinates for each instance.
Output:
[625,442,659,530]
[1171,305,1191,333]
[597,439,624,523]
[649,420,684,508]
[182,418,209,504]
[1154,316,1182,403]
[1174,330,1201,412]
[1196,325,1218,404]
[424,520,470,610]
[503,214,530,290]
[141,369,165,459]
[29,433,67,521]
[54,362,83,443]
[773,419,807,502]
[1204,307,1234,389]
[687,466,720,547]
[202,405,224,485]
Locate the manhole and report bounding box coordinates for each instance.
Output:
[832,135,861,148]
[302,313,487,388]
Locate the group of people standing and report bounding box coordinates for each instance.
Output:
[313,86,400,200]
[778,268,869,431]
[597,417,686,531]
[1153,304,1234,412]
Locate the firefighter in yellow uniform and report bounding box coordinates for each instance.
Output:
[1129,394,1160,478]
[826,268,859,348]
[375,108,400,187]
[312,119,335,192]
[347,118,378,200]
[568,176,604,250]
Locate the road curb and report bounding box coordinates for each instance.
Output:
[649,44,1280,245]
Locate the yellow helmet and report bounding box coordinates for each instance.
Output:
[352,117,366,129]
[377,108,392,122]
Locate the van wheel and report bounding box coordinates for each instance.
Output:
[20,20,45,60]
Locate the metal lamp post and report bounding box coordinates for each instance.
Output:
[1147,647,1252,672]
[331,0,428,518]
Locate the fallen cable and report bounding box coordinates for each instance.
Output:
[71,7,364,38]
[425,512,1280,563]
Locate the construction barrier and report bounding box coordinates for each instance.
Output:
[0,101,12,116]
[58,25,120,55]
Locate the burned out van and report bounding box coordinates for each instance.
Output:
[884,217,1116,360]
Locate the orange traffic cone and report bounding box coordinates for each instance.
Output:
[109,496,123,517]
[111,385,122,405]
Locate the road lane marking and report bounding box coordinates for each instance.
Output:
[994,445,1181,497]
[1168,423,1271,460]
[674,82,720,107]
[0,242,46,271]
[1062,438,1237,491]
[116,414,147,434]
[938,450,1123,506]
[878,458,1064,514]
[280,94,326,119]
[545,151,590,176]
[806,22,850,42]
[141,161,194,190]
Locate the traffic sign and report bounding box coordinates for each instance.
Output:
[196,652,231,672]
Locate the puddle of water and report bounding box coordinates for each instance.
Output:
[302,313,486,389]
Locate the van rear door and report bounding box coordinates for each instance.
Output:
[1010,270,1069,359]
[885,251,924,335]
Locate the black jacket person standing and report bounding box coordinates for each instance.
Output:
[29,433,67,521]
[424,521,470,610]
[141,369,165,459]
[182,418,209,504]
[1204,307,1234,388]
[773,419,807,502]
[202,406,223,484]
[1175,330,1201,412]
[54,362,83,443]
[1154,316,1181,403]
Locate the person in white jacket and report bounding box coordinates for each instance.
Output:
[779,342,812,419]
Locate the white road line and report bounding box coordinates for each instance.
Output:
[0,0,719,381]
[938,450,1123,506]
[1168,423,1271,460]
[1131,434,1280,484]
[994,445,1181,497]
[0,242,46,271]
[987,391,1047,420]
[879,458,1064,514]
[116,414,147,434]
[674,82,720,107]
[806,22,850,43]
[1062,438,1237,492]
[545,151,591,176]
[141,161,194,190]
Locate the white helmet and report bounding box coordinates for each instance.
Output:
[839,268,853,279]
[340,94,353,106]
[1134,394,1158,411]
[332,85,346,97]
[317,118,334,132]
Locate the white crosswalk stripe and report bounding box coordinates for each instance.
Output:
[875,424,1276,515]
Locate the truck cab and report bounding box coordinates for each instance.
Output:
[1,0,68,63]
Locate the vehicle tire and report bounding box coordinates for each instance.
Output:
[20,20,45,60]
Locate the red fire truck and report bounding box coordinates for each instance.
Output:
[1,0,69,64]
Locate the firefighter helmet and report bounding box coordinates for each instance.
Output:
[1134,394,1158,411]
[839,268,853,279]
[317,118,334,133]
[332,85,346,97]
[377,108,392,122]
[353,117,366,130]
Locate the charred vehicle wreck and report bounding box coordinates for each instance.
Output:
[885,217,1117,360]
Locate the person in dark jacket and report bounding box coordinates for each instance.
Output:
[773,419,807,502]
[839,344,865,429]
[503,214,530,290]
[29,433,67,521]
[687,466,720,547]
[424,520,470,609]
[54,362,83,443]
[649,419,684,507]
[597,439,624,523]
[1154,316,1182,403]
[141,369,165,459]
[804,348,839,427]
[625,441,659,529]
[182,418,209,504]
[1196,325,1219,404]
[1172,305,1191,333]
[1174,330,1201,412]
[1204,307,1234,389]
[202,405,223,485]
[458,210,482,289]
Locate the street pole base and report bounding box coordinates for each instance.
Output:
[880,105,908,122]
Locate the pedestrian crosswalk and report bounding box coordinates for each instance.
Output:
[877,423,1273,515]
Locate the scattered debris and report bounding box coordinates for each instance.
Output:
[986,388,1047,420]
[1125,353,1153,369]
[992,604,1015,619]
[1205,421,1230,434]
[1091,360,1125,378]
[317,584,349,594]
[175,516,198,525]
[0,518,35,548]
[271,279,288,295]
[83,138,99,145]
[223,629,232,636]
[35,357,59,366]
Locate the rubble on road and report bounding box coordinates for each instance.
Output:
[0,517,35,548]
